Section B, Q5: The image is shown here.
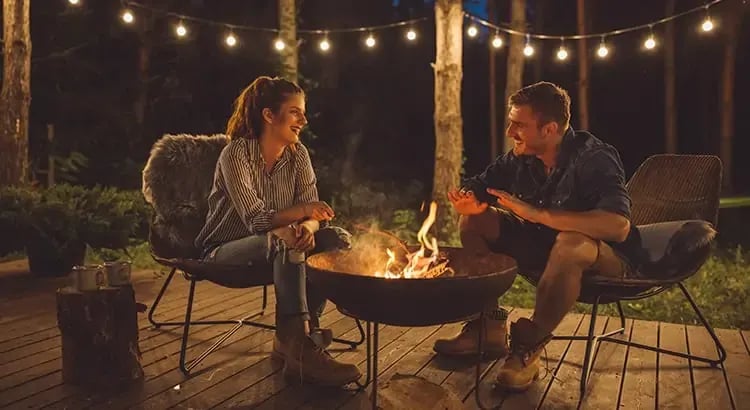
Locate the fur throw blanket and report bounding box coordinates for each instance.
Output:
[142,133,229,258]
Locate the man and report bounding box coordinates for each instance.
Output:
[432,81,642,391]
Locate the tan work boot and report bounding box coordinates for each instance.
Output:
[433,309,509,358]
[279,336,362,386]
[495,318,552,392]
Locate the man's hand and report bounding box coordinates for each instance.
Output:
[447,189,489,215]
[486,188,541,222]
[302,201,335,221]
[294,224,316,252]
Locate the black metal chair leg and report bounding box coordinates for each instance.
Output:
[148,267,178,328]
[579,297,600,397]
[678,282,727,365]
[332,318,366,348]
[616,301,626,332]
[178,279,197,374]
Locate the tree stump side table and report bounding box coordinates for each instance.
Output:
[56,285,144,388]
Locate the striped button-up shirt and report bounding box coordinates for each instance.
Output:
[195,137,319,250]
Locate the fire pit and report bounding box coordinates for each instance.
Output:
[305,202,517,409]
[306,247,516,326]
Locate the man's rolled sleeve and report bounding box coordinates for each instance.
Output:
[578,147,631,218]
[220,144,275,234]
[462,152,512,204]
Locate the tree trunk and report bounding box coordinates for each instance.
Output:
[278,0,298,83]
[502,0,526,154]
[533,0,545,82]
[664,0,677,154]
[576,0,590,130]
[488,0,498,160]
[0,0,31,187]
[57,285,144,388]
[719,0,744,193]
[132,9,155,153]
[433,0,463,244]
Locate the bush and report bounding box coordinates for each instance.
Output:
[499,246,750,330]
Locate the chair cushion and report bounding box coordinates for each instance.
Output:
[637,220,716,279]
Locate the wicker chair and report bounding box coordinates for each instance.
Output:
[525,154,728,398]
[141,134,365,375]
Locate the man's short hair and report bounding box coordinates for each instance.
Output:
[508,81,571,131]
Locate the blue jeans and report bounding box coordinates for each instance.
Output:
[203,226,351,322]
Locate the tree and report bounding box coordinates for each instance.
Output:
[719,0,746,193]
[664,0,677,154]
[432,0,463,242]
[576,0,589,130]
[278,0,298,83]
[0,0,31,186]
[501,0,526,153]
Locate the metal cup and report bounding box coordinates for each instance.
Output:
[71,264,106,291]
[103,260,132,286]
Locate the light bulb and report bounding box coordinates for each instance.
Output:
[225,34,237,47]
[702,18,714,32]
[121,10,134,24]
[406,29,417,41]
[492,35,503,48]
[523,44,534,57]
[467,25,478,37]
[68,0,80,5]
[175,24,187,37]
[274,39,285,51]
[644,36,656,50]
[365,35,376,48]
[597,44,609,58]
[557,47,568,60]
[319,39,330,51]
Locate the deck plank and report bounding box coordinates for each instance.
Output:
[686,325,733,409]
[657,322,694,409]
[618,319,658,410]
[579,318,632,410]
[715,328,750,409]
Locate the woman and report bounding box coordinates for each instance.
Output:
[194,76,360,386]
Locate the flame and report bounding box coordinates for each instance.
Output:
[374,201,446,279]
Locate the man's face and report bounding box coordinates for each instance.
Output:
[506,104,551,156]
[268,94,307,145]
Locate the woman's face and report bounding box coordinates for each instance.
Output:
[265,94,307,145]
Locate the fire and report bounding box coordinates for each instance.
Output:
[374,201,449,279]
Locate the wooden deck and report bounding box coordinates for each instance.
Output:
[0,265,747,409]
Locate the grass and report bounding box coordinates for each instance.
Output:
[500,246,750,330]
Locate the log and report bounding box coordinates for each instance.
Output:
[56,285,144,388]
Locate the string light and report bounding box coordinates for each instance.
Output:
[225,33,237,47]
[597,37,609,58]
[111,0,726,61]
[523,35,534,57]
[175,22,187,38]
[644,26,656,50]
[556,39,568,61]
[406,28,417,41]
[121,9,134,24]
[365,34,376,48]
[68,0,80,6]
[491,33,503,48]
[319,36,331,52]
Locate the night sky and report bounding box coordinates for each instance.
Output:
[16,0,750,195]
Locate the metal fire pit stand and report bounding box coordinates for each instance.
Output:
[342,309,497,410]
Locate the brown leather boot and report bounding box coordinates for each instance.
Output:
[495,318,552,392]
[280,336,362,386]
[433,309,509,358]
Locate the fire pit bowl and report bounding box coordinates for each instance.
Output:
[306,247,517,326]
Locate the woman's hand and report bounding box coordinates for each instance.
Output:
[302,201,335,221]
[294,224,316,252]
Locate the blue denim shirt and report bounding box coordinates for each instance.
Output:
[462,127,641,263]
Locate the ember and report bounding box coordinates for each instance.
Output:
[374,201,454,279]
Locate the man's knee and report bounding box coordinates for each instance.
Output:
[550,231,598,268]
